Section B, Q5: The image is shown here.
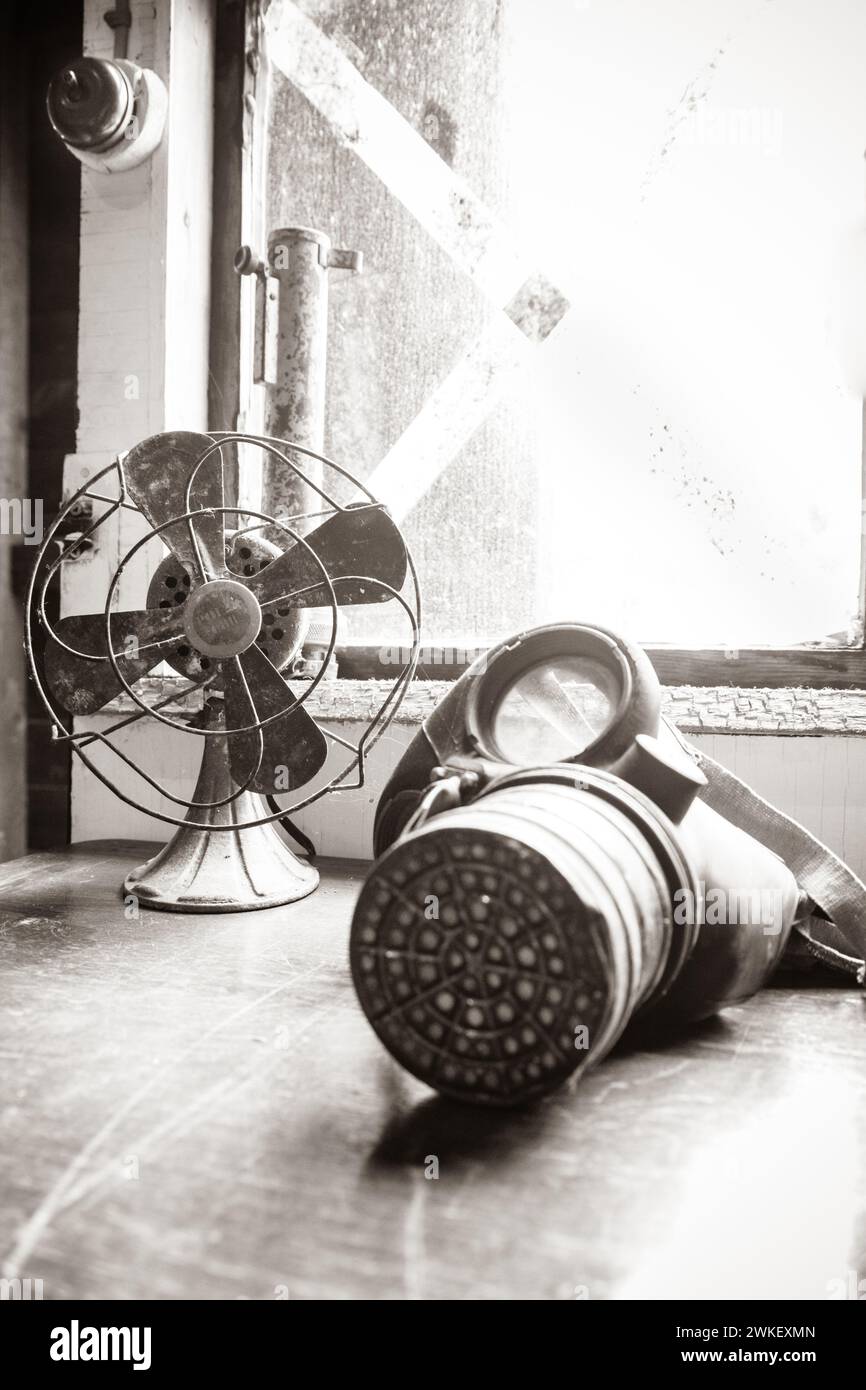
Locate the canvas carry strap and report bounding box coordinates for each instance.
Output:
[664,718,866,983]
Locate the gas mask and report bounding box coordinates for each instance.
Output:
[349,622,866,1106]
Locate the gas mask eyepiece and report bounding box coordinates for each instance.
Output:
[463,622,658,770]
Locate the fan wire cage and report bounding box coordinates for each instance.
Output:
[25,430,421,910]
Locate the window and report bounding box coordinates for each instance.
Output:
[261,0,866,658]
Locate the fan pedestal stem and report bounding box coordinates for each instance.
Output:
[123,707,319,913]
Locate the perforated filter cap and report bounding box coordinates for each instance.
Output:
[350,823,617,1106]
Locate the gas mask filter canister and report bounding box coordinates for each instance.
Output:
[349,623,863,1106]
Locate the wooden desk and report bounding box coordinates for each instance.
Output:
[0,841,864,1301]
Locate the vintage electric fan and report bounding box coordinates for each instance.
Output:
[26,429,420,911]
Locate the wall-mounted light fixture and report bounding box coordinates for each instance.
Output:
[46,0,167,174]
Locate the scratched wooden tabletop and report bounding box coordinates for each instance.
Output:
[0,841,864,1301]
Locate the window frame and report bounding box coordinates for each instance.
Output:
[211,2,866,696]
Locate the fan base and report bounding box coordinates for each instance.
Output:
[122,699,320,913]
[123,823,319,913]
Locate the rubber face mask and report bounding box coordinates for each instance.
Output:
[349,622,866,1107]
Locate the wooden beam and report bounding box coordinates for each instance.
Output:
[0,7,29,861]
[337,641,866,690]
[207,0,245,436]
[646,646,866,691]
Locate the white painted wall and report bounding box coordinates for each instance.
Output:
[71,718,866,880]
[695,732,866,880]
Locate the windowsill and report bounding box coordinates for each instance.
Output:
[98,677,866,735]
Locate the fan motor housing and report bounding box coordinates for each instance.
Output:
[146,533,308,677]
[183,580,262,660]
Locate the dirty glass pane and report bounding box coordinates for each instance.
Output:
[265,0,864,649]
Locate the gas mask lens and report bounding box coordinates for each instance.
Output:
[467,624,638,767]
[491,656,621,763]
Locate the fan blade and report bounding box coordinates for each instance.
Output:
[222,644,328,794]
[121,430,227,578]
[246,504,408,610]
[44,610,187,715]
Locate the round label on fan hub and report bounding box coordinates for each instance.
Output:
[184,579,262,659]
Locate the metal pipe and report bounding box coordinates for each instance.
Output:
[262,226,361,531]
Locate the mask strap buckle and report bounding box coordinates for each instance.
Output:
[402,766,481,835]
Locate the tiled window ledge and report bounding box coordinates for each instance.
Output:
[99,678,866,735]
